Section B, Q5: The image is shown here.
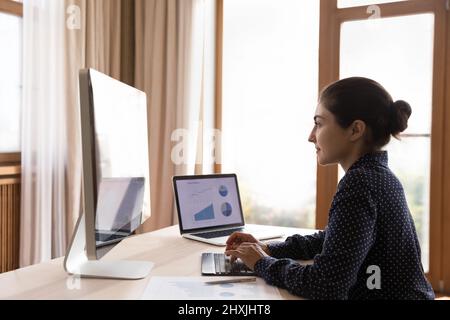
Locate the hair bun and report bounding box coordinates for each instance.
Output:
[389,100,412,136]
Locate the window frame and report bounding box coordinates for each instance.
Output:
[214,0,223,174]
[442,0,450,296]
[0,0,22,17]
[318,0,450,293]
[0,0,23,167]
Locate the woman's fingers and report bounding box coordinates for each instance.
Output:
[225,232,243,250]
[225,242,266,270]
[225,232,256,250]
[225,242,257,261]
[226,232,243,245]
[225,249,243,261]
[238,242,257,248]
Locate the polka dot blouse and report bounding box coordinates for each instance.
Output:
[254,151,435,300]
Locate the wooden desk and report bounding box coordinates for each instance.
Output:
[0,225,317,299]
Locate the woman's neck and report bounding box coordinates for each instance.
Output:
[340,147,377,173]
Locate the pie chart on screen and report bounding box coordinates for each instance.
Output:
[219,185,228,197]
[221,202,232,217]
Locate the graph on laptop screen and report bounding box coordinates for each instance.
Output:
[175,177,244,230]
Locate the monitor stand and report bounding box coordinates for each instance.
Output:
[64,213,153,279]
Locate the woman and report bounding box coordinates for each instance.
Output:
[225,77,434,300]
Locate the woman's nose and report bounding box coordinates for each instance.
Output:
[308,129,316,143]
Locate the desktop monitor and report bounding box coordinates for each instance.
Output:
[64,69,153,279]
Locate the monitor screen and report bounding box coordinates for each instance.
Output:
[175,176,244,232]
[80,69,151,258]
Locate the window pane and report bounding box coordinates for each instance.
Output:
[338,0,407,8]
[340,14,434,271]
[340,14,434,134]
[0,13,22,152]
[222,0,319,229]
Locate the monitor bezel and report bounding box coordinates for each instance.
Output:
[79,69,99,259]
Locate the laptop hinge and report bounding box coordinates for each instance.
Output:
[190,226,244,235]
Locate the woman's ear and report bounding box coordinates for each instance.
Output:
[349,120,366,142]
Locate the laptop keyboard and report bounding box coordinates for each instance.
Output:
[210,253,254,275]
[193,228,244,239]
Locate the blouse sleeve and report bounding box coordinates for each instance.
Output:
[266,230,326,260]
[254,172,377,299]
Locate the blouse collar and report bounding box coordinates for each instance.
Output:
[348,151,389,171]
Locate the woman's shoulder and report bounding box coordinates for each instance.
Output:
[338,167,372,191]
[339,163,401,196]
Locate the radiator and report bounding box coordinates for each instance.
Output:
[0,178,20,273]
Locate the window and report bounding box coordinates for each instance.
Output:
[339,13,435,272]
[222,0,320,229]
[0,0,22,158]
[319,0,450,292]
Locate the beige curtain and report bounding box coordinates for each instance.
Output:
[62,0,146,252]
[80,0,218,232]
[21,0,216,266]
[132,0,217,232]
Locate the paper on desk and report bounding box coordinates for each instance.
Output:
[141,277,281,300]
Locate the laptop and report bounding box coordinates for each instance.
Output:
[172,174,284,246]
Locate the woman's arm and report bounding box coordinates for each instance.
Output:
[266,230,326,260]
[254,173,377,299]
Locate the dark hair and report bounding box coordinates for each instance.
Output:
[319,77,412,149]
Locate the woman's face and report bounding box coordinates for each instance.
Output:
[308,103,352,166]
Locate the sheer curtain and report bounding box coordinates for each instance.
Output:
[21,0,66,266]
[20,0,217,266]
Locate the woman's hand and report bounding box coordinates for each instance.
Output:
[225,242,269,270]
[225,232,271,262]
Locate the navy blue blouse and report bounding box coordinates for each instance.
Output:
[254,151,434,300]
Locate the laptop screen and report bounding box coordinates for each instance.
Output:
[174,175,245,233]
